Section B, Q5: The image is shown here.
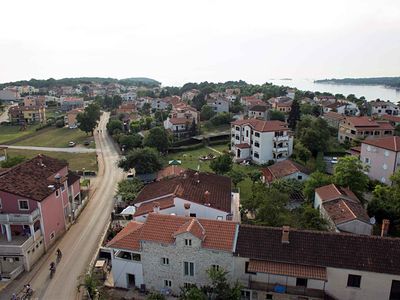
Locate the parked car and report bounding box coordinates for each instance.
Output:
[68,141,76,147]
[331,157,338,164]
[83,140,90,146]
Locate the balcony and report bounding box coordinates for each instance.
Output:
[273,135,289,142]
[0,208,41,224]
[249,281,325,299]
[273,147,289,153]
[0,229,42,256]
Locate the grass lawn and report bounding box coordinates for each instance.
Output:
[46,108,65,120]
[14,127,95,148]
[164,144,262,202]
[200,123,230,133]
[0,125,40,144]
[5,149,98,171]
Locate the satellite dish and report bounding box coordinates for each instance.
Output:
[370,216,376,225]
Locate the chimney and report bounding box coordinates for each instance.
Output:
[381,219,390,237]
[203,190,210,206]
[184,203,191,217]
[153,202,160,213]
[282,226,290,244]
[194,172,200,184]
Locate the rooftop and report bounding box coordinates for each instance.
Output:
[322,198,370,225]
[231,119,289,132]
[362,136,400,152]
[344,116,394,130]
[262,160,310,183]
[315,184,359,203]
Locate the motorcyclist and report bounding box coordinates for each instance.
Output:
[24,283,33,296]
[56,248,62,261]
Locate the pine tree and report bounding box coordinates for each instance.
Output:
[287,99,301,130]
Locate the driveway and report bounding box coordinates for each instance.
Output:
[0,145,98,153]
[0,112,123,300]
[0,104,17,123]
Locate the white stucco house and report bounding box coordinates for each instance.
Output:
[231,119,294,164]
[206,97,229,113]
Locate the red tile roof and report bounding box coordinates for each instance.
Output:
[322,198,370,225]
[235,143,250,149]
[106,221,144,251]
[169,117,190,125]
[133,196,175,217]
[134,170,232,213]
[156,165,186,181]
[248,260,327,281]
[231,119,288,132]
[315,184,359,203]
[323,111,345,120]
[0,155,68,201]
[140,214,237,252]
[173,218,206,240]
[382,115,400,123]
[344,116,394,130]
[362,136,400,152]
[262,160,309,183]
[235,225,400,276]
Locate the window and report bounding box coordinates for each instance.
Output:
[0,197,2,209]
[164,280,172,287]
[266,294,273,300]
[385,150,390,157]
[383,163,388,170]
[245,262,256,274]
[390,280,400,300]
[18,200,29,211]
[236,126,240,131]
[50,232,55,240]
[347,274,361,288]
[246,131,249,137]
[297,175,303,180]
[254,132,260,137]
[190,213,197,217]
[184,262,194,276]
[211,264,220,271]
[162,257,169,265]
[185,239,192,246]
[364,157,370,164]
[56,190,60,197]
[241,290,251,300]
[61,184,65,192]
[254,142,260,148]
[296,278,308,287]
[254,152,259,158]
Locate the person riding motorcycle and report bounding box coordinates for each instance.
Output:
[49,261,56,278]
[56,248,62,262]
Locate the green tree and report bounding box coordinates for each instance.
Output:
[294,142,311,163]
[200,105,216,121]
[209,112,232,126]
[248,170,262,186]
[179,286,207,300]
[77,103,101,135]
[333,156,369,198]
[118,147,163,174]
[209,154,233,175]
[146,293,166,300]
[141,102,151,115]
[107,119,123,135]
[303,171,332,201]
[130,122,141,133]
[287,99,301,130]
[119,134,143,151]
[228,169,246,188]
[192,93,206,110]
[296,116,330,156]
[269,110,285,121]
[206,268,241,300]
[143,126,170,153]
[294,204,328,230]
[117,178,144,202]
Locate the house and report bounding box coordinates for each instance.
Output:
[163,118,194,138]
[151,98,168,110]
[107,213,238,292]
[321,100,359,116]
[8,105,46,125]
[60,97,84,112]
[248,105,268,120]
[370,100,400,116]
[261,159,310,184]
[0,89,20,102]
[271,101,292,113]
[360,136,400,184]
[234,224,400,300]
[314,184,372,235]
[131,170,239,222]
[169,102,199,124]
[338,116,394,143]
[121,92,137,101]
[156,166,186,181]
[241,96,265,108]
[321,111,345,129]
[206,97,229,113]
[382,114,400,126]
[23,96,46,107]
[0,155,81,278]
[65,108,84,127]
[314,95,336,103]
[181,89,200,102]
[116,102,137,115]
[231,119,294,164]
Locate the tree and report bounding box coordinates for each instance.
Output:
[205,268,241,300]
[294,204,328,230]
[192,93,206,111]
[293,142,311,163]
[119,134,143,151]
[146,293,166,300]
[296,116,331,156]
[118,147,163,174]
[209,154,233,175]
[55,119,64,128]
[303,171,332,201]
[269,110,285,121]
[117,178,144,202]
[179,286,207,300]
[228,169,246,188]
[253,186,289,226]
[287,99,301,130]
[229,98,243,114]
[209,112,232,126]
[77,103,101,135]
[248,170,262,186]
[200,105,216,121]
[333,156,369,198]
[107,119,123,135]
[141,102,151,115]
[143,126,170,153]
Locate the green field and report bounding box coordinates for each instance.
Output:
[14,127,95,148]
[5,149,98,171]
[165,144,261,201]
[0,125,40,144]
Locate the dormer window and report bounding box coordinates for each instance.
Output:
[185,239,192,246]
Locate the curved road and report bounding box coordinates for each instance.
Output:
[1,112,123,300]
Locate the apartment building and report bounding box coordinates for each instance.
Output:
[206,97,229,113]
[231,119,293,164]
[338,116,394,143]
[370,100,400,116]
[248,105,268,120]
[8,105,46,125]
[360,136,400,184]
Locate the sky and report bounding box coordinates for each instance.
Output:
[0,0,399,86]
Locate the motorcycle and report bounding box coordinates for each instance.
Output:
[49,263,56,279]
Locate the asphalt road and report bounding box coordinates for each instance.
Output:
[1,112,123,300]
[0,145,98,153]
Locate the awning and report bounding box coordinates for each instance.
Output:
[248,260,327,281]
[120,206,136,215]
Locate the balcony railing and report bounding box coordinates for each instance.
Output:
[0,229,42,255]
[273,147,289,153]
[249,280,325,299]
[273,135,289,142]
[0,208,41,224]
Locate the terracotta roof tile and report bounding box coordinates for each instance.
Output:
[322,199,370,225]
[174,219,206,240]
[231,119,288,132]
[323,111,345,120]
[248,260,327,281]
[134,170,232,213]
[362,136,400,152]
[133,196,175,217]
[169,117,191,125]
[315,184,359,203]
[106,221,144,251]
[235,143,250,149]
[262,160,309,182]
[235,225,400,276]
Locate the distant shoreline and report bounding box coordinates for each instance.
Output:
[315,77,400,90]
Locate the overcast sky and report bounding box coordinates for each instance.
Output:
[1,0,399,86]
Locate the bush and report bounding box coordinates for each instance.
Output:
[55,119,65,128]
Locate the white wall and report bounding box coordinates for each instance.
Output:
[111,250,144,289]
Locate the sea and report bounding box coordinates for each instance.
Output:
[269,78,400,103]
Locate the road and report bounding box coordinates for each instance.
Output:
[1,112,123,300]
[0,145,98,153]
[0,104,17,123]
